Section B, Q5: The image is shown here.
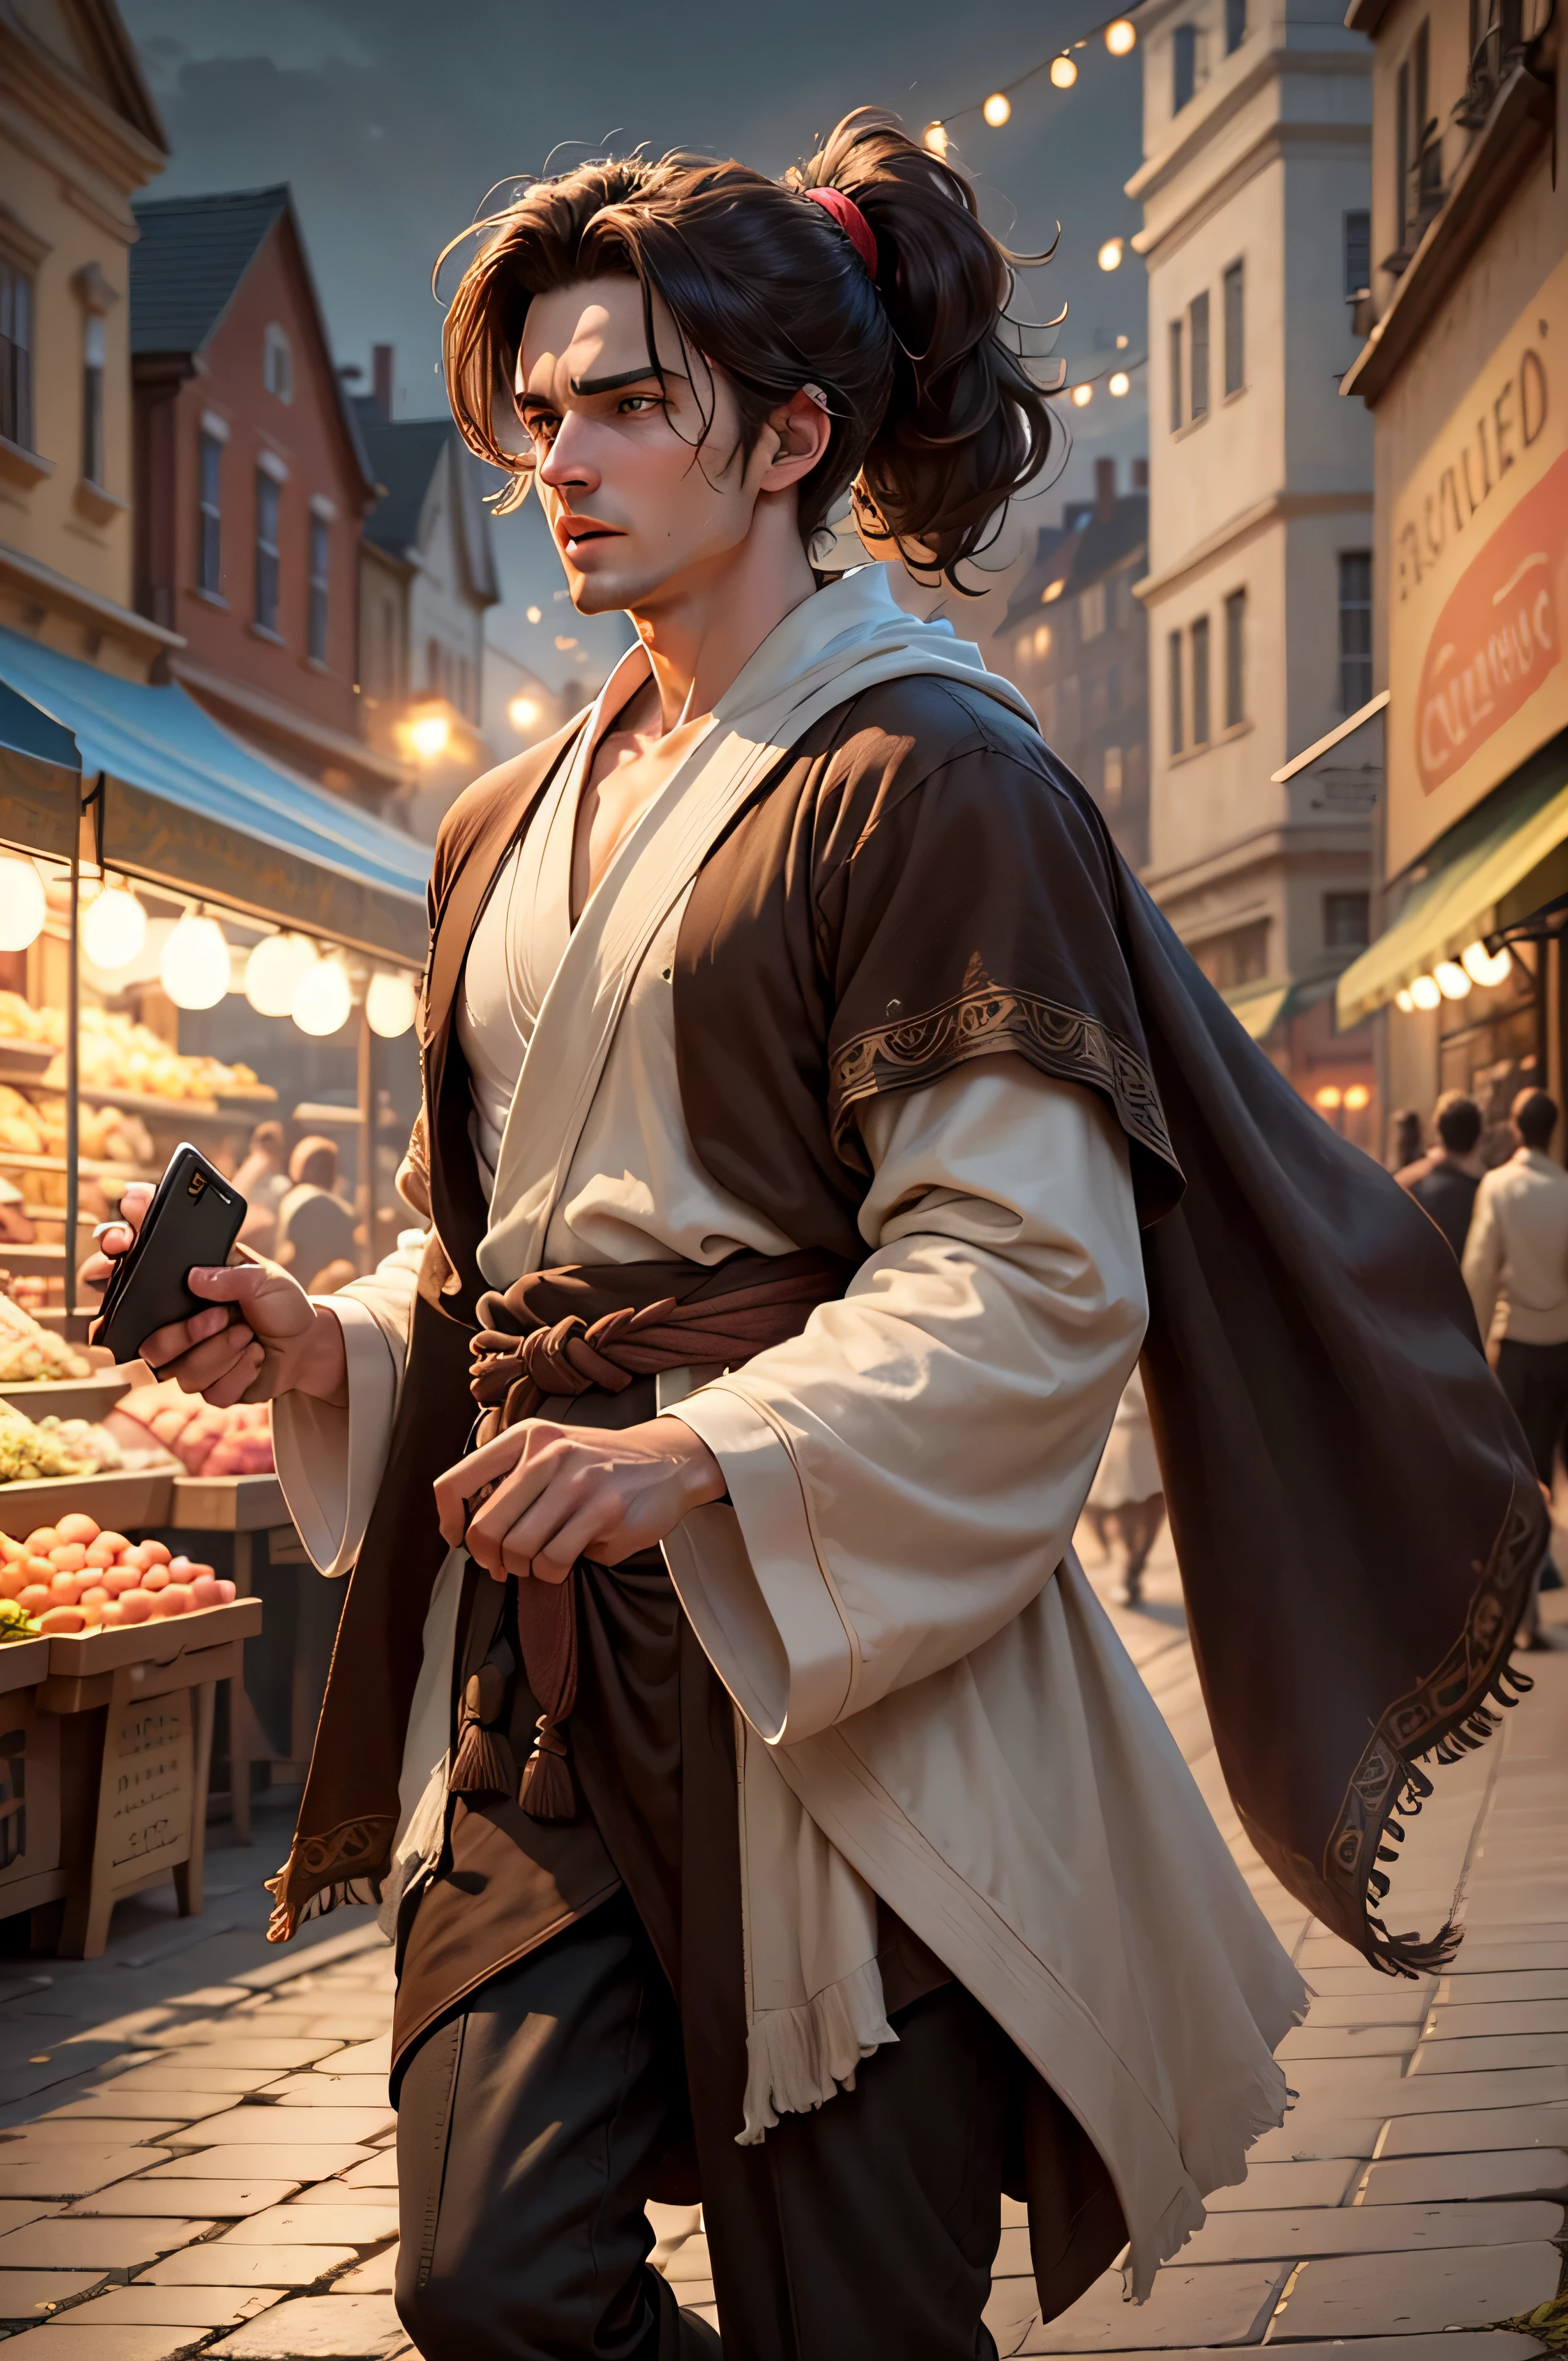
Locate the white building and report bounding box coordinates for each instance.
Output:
[1129,0,1381,1116]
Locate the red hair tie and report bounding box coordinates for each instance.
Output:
[803,185,879,280]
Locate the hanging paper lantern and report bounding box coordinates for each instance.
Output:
[246,932,318,1018]
[292,953,353,1037]
[81,885,148,971]
[0,857,46,953]
[160,913,231,1010]
[365,969,416,1039]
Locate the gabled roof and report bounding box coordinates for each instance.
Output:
[1004,496,1148,628]
[353,401,500,606]
[129,186,289,357]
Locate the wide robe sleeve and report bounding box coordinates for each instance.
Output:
[669,1053,1145,1743]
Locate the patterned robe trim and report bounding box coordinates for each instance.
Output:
[266,1813,397,1940]
[828,975,1178,1181]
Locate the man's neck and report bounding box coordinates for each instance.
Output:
[628,496,820,733]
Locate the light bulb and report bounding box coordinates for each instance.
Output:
[1344,1084,1371,1111]
[1050,55,1078,88]
[1461,939,1513,987]
[292,953,352,1037]
[1098,239,1124,272]
[160,913,231,1009]
[1109,370,1131,397]
[365,968,416,1039]
[508,694,540,734]
[1409,974,1442,1010]
[1394,988,1415,1013]
[1434,959,1472,1000]
[245,931,318,1018]
[81,884,147,971]
[1071,382,1093,407]
[922,122,949,155]
[408,712,451,760]
[526,605,542,624]
[1314,1085,1343,1111]
[983,92,1012,127]
[1105,18,1137,55]
[0,857,46,953]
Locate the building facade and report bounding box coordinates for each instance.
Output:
[990,457,1152,870]
[129,186,397,805]
[1130,0,1380,1126]
[0,0,169,681]
[1335,0,1567,1157]
[352,345,500,840]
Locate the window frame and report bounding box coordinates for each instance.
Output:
[1168,629,1185,757]
[1222,261,1245,398]
[1190,614,1212,746]
[254,467,282,636]
[1337,551,1374,714]
[1189,290,1211,423]
[1224,589,1246,730]
[197,429,223,597]
[1173,21,1197,110]
[1343,209,1371,300]
[80,312,105,488]
[1169,318,1185,433]
[0,260,35,453]
[1224,0,1246,52]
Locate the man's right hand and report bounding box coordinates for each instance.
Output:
[82,1182,349,1408]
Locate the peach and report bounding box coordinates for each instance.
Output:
[190,1574,224,1609]
[47,1544,87,1572]
[84,1540,119,1569]
[22,1528,57,1554]
[140,1566,169,1593]
[38,1605,86,1634]
[100,1567,141,1597]
[216,1578,236,1604]
[54,1513,99,1545]
[0,1566,24,1602]
[78,1598,105,1627]
[0,1533,24,1562]
[138,1540,171,1568]
[17,1585,51,1613]
[95,1532,130,1559]
[99,1601,129,1627]
[22,1557,54,1584]
[78,1585,110,1609]
[115,1590,152,1623]
[47,1572,82,1605]
[159,1584,194,1617]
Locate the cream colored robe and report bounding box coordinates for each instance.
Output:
[273,568,1305,2295]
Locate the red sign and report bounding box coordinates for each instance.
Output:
[1416,444,1568,796]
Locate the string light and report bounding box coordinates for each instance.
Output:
[1409,975,1442,1010]
[924,2,1143,142]
[0,857,46,953]
[983,92,1012,126]
[1050,55,1079,86]
[1434,959,1472,1000]
[1461,940,1513,987]
[1109,370,1132,396]
[1098,238,1124,271]
[1344,1084,1371,1111]
[292,952,353,1038]
[365,969,417,1039]
[923,122,949,156]
[245,931,317,1018]
[1105,17,1138,52]
[407,711,451,760]
[1394,987,1415,1012]
[1071,383,1094,407]
[81,884,147,971]
[508,694,541,734]
[160,912,231,1010]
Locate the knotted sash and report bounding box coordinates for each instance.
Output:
[453,1248,854,1820]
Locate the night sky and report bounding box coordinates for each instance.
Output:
[119,0,1151,681]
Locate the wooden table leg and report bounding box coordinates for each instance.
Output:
[229,1530,253,1844]
[172,1678,214,1919]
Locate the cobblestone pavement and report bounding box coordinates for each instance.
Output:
[0,1539,1561,2360]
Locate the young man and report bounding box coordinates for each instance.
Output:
[92,111,1541,2361]
[1397,1090,1484,1261]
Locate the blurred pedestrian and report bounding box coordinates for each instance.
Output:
[235,1120,289,1255]
[1390,1108,1423,1171]
[1084,1366,1166,1608]
[1399,1091,1484,1259]
[1464,1086,1568,1647]
[275,1136,356,1284]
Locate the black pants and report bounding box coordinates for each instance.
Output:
[1497,1336,1568,1483]
[394,1893,1012,2361]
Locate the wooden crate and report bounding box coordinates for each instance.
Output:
[169,1473,287,1532]
[39,1598,261,1959]
[0,1636,62,1924]
[0,1468,174,1539]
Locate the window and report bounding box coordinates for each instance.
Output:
[1080,580,1107,640]
[1193,921,1269,991]
[1225,0,1246,50]
[1223,262,1245,397]
[1344,210,1371,300]
[1338,552,1373,712]
[1191,614,1212,745]
[1169,319,1184,432]
[1189,291,1211,421]
[198,431,223,594]
[1224,590,1246,729]
[1103,746,1125,811]
[1395,23,1434,254]
[1168,631,1185,756]
[1324,892,1371,951]
[428,636,443,696]
[1173,22,1197,110]
[307,511,329,664]
[0,262,33,451]
[263,323,293,403]
[81,314,105,486]
[254,470,281,633]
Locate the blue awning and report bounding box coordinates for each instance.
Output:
[0,626,429,963]
[0,678,79,863]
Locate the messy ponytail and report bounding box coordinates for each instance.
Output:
[441,107,1057,588]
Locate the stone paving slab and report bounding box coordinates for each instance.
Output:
[1424,2002,1568,2038]
[1009,2261,1290,2352]
[220,2208,397,2249]
[1439,1970,1568,2001]
[1357,2148,1568,2203]
[1290,1994,1431,2027]
[266,2084,389,2113]
[44,2097,243,2125]
[0,2222,214,2277]
[1293,2064,1568,2113]
[1,2120,183,2145]
[1246,2118,1388,2164]
[0,2326,209,2361]
[1377,2105,1568,2155]
[1203,2162,1360,2211]
[0,2269,110,2322]
[287,2191,397,2213]
[329,2252,397,2296]
[136,2047,340,2074]
[0,2150,171,2198]
[69,2290,281,2329]
[96,2071,284,2098]
[334,2162,395,2193]
[1408,2033,1568,2073]
[1276,2027,1416,2062]
[1435,1941,1568,1971]
[65,2183,299,2218]
[1178,2197,1562,2264]
[136,2250,357,2291]
[1269,2239,1561,2337]
[308,2047,387,2081]
[145,2149,372,2184]
[172,2113,393,2148]
[1015,2342,1547,2361]
[208,2292,409,2359]
[0,2202,53,2234]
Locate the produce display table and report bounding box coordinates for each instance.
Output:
[0,1634,63,1928]
[38,1597,261,1958]
[0,1375,130,1422]
[0,1468,174,1538]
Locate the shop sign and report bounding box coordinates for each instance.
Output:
[1388,246,1568,875]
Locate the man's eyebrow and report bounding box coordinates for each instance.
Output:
[568,363,677,396]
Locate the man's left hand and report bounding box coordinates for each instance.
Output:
[434,1415,725,1584]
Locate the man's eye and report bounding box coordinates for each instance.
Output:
[522,413,558,446]
[618,394,659,414]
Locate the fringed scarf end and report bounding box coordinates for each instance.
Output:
[734,1956,896,2146]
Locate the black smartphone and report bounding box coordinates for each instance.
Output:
[92,1144,247,1365]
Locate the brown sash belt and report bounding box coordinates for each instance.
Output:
[451,1247,854,1820]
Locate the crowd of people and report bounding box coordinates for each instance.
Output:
[1394,1084,1568,1649]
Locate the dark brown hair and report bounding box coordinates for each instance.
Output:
[440,107,1057,586]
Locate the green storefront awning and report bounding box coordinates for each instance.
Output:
[1336,743,1568,1028]
[1223,980,1292,1039]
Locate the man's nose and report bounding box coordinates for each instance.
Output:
[540,413,597,493]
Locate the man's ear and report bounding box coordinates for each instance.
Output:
[759,387,832,489]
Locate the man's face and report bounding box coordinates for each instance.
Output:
[515,274,775,617]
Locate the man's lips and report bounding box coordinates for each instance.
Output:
[555,515,622,556]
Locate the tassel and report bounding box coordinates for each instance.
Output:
[519,1718,574,1820]
[450,1718,518,1797]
